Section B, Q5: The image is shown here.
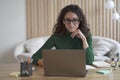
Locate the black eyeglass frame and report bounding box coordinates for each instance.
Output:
[63,18,80,24]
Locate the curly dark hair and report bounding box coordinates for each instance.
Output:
[53,4,90,37]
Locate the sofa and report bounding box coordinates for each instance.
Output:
[14,36,120,63]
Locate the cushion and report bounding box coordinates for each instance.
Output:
[93,39,114,56]
[94,56,110,61]
[24,39,45,53]
[24,36,50,54]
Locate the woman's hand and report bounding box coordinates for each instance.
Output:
[71,29,89,49]
[38,59,43,67]
[71,29,85,40]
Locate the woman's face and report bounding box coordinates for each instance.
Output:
[63,12,80,32]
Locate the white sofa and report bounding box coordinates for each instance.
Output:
[14,36,120,62]
[92,36,120,61]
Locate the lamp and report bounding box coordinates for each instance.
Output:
[105,0,120,22]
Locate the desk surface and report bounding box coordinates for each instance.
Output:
[0,63,120,80]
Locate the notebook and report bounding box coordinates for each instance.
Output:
[42,49,87,77]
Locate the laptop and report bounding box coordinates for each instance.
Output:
[42,49,87,77]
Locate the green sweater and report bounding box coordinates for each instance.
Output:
[32,32,94,65]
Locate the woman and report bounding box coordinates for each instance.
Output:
[32,4,94,66]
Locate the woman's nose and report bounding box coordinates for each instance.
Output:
[69,21,74,26]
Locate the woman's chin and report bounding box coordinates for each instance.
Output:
[68,30,75,32]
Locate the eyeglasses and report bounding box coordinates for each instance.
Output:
[63,18,80,24]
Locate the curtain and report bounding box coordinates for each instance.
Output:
[26,0,120,42]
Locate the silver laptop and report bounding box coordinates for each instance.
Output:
[42,49,87,77]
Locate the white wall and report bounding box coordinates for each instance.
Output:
[0,0,26,63]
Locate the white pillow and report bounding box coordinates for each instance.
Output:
[94,56,110,61]
[24,39,45,53]
[93,39,114,56]
[24,36,50,54]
